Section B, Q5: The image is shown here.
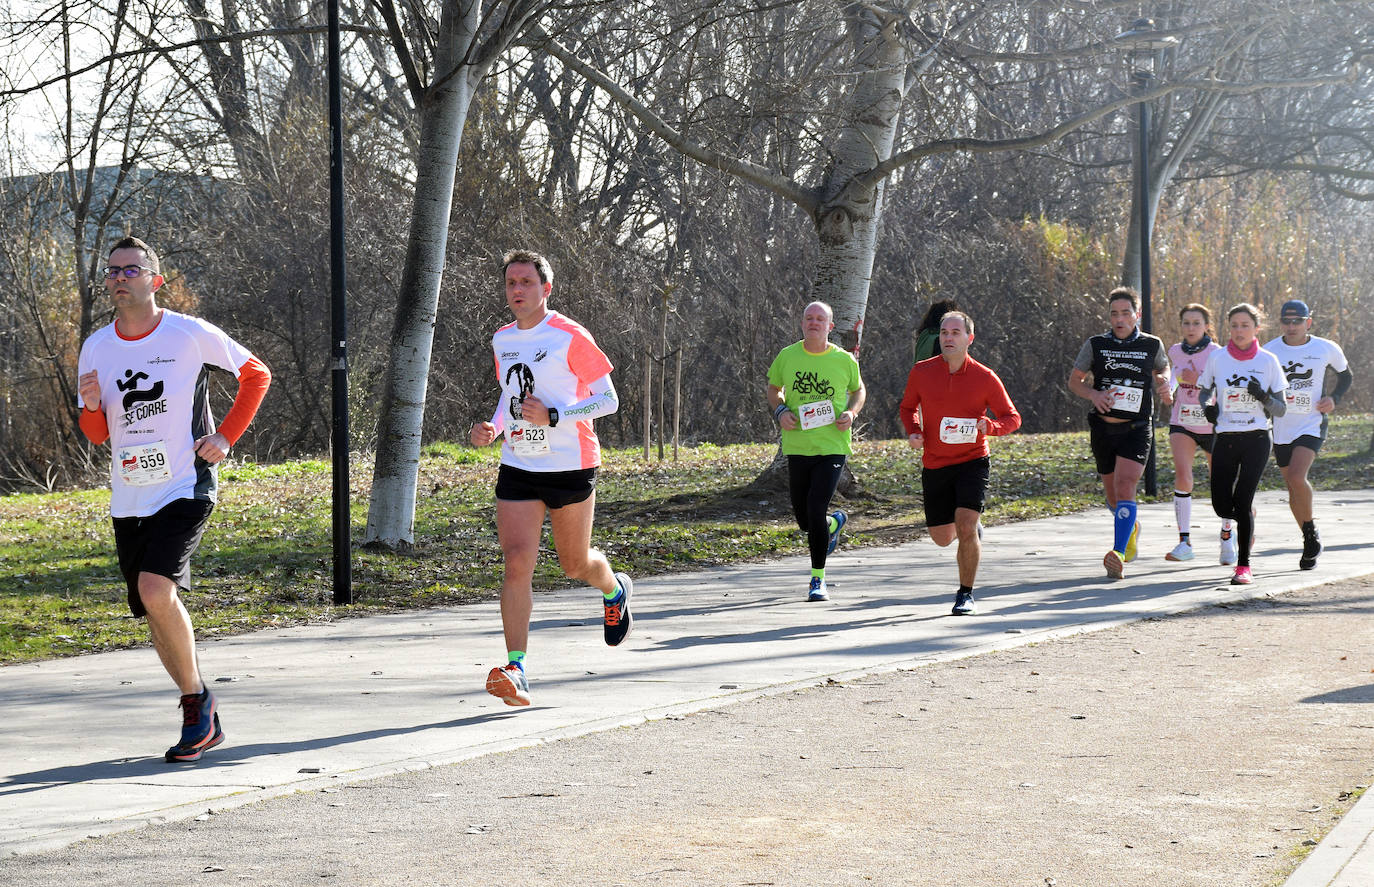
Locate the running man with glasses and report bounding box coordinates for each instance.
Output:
[77,236,271,762]
[1263,299,1354,570]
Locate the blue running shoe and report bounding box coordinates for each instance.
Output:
[604,572,634,646]
[826,510,848,555]
[166,687,224,763]
[807,576,829,601]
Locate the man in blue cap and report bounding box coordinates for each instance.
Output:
[1263,299,1354,569]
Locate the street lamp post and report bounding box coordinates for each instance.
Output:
[328,0,352,604]
[1115,17,1177,498]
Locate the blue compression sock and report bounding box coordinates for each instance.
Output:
[1113,500,1138,554]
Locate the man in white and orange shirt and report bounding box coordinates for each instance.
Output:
[77,236,270,762]
[899,311,1020,616]
[470,249,630,707]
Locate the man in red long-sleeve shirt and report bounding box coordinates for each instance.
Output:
[898,311,1020,615]
[77,236,270,763]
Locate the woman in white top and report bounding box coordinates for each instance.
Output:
[1197,303,1288,586]
[1164,303,1226,563]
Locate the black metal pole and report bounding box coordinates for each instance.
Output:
[1137,72,1158,498]
[328,0,352,604]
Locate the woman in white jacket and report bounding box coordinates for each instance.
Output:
[1197,303,1287,586]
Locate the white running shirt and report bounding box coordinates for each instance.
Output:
[78,311,255,517]
[1198,345,1287,434]
[1263,335,1349,444]
[490,311,614,472]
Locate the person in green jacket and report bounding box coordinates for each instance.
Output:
[914,299,961,363]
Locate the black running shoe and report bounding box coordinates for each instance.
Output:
[951,590,977,616]
[604,572,633,646]
[166,689,224,763]
[1299,534,1322,570]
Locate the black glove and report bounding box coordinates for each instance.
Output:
[1203,402,1219,425]
[1245,378,1269,405]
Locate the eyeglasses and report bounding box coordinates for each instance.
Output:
[103,264,156,279]
[1279,317,1308,325]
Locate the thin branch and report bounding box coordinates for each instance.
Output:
[535,27,817,214]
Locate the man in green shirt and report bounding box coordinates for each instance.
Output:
[766,301,866,601]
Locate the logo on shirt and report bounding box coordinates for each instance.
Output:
[116,369,168,425]
[505,363,535,420]
[791,370,834,399]
[1102,356,1142,373]
[1225,373,1250,387]
[1282,361,1313,382]
[534,350,548,362]
[500,350,520,360]
[148,356,177,365]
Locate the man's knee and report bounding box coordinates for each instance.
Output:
[557,547,600,580]
[136,573,179,613]
[929,526,956,547]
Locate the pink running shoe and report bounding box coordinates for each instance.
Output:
[1230,566,1253,585]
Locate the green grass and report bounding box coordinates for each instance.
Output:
[2,416,1370,663]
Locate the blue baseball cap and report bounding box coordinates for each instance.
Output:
[1280,299,1311,319]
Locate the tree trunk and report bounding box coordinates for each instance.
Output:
[812,10,906,357]
[364,6,479,550]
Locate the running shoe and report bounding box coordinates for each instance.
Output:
[486,664,531,707]
[807,576,829,601]
[951,590,977,616]
[1165,540,1195,562]
[1103,549,1125,580]
[1299,534,1322,571]
[826,510,848,556]
[1230,566,1253,585]
[165,688,224,763]
[1123,520,1141,563]
[1219,527,1237,566]
[604,572,634,646]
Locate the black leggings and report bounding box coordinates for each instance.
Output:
[1210,430,1270,567]
[788,454,846,569]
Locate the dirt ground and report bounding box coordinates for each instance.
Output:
[6,576,1373,887]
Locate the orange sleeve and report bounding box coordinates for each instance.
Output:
[897,365,923,436]
[79,407,110,445]
[217,356,272,445]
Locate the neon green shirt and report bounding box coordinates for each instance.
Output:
[767,341,863,456]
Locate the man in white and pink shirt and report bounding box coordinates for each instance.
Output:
[470,249,631,707]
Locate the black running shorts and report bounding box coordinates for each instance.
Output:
[1168,425,1215,455]
[921,456,991,527]
[112,497,215,618]
[495,464,597,509]
[1273,434,1323,468]
[1089,415,1152,475]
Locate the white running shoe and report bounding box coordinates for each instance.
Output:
[1165,540,1195,561]
[1219,528,1237,566]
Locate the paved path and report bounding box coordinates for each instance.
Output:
[2,489,1371,880]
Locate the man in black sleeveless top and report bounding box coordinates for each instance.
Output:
[1068,287,1171,579]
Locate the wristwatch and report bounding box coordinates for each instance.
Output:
[547,407,559,428]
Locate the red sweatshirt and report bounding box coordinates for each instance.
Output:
[898,355,1021,469]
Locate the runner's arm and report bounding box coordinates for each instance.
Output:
[984,374,1021,436]
[1329,367,1353,405]
[559,375,619,422]
[834,381,865,431]
[897,367,922,436]
[767,383,797,431]
[215,356,272,446]
[78,406,109,445]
